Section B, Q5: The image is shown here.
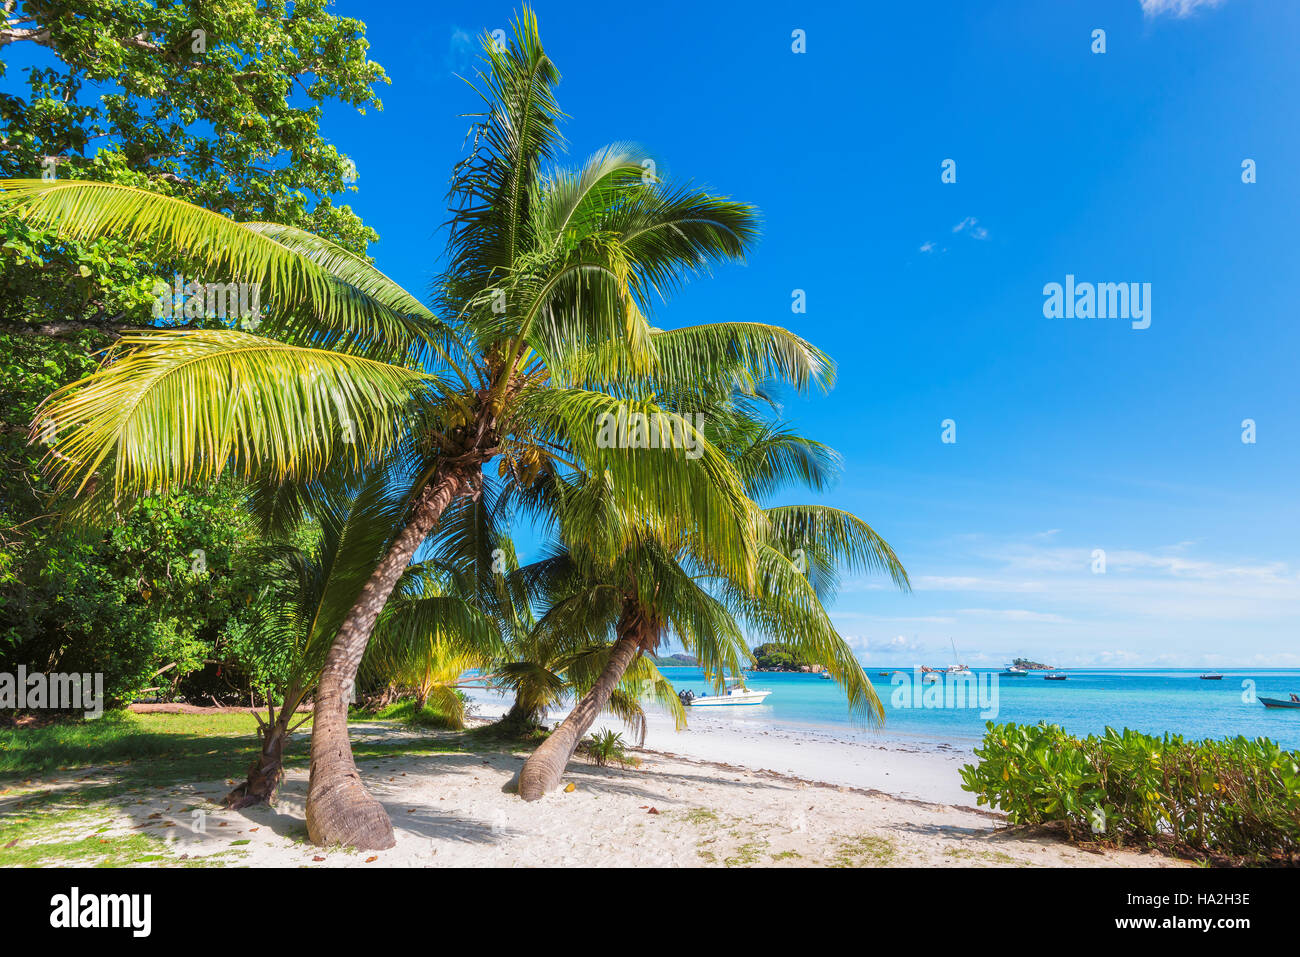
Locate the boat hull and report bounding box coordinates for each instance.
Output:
[687,690,773,707]
[1260,696,1300,709]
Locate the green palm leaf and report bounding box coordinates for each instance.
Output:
[0,179,434,358]
[35,330,432,498]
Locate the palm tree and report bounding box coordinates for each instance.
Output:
[222,458,424,808]
[494,547,687,742]
[5,10,825,847]
[513,397,910,800]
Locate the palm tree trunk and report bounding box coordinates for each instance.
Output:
[222,703,296,810]
[517,602,654,801]
[304,460,478,849]
[500,698,541,734]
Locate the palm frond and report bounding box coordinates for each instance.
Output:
[764,504,910,599]
[0,180,432,355]
[34,330,430,499]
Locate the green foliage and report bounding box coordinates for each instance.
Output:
[581,728,637,768]
[961,721,1300,862]
[0,0,392,708]
[0,331,281,704]
[751,642,808,671]
[2,479,270,704]
[370,696,469,731]
[0,0,387,256]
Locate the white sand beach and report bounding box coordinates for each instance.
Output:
[10,716,1185,868]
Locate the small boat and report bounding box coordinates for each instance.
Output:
[1199,672,1224,680]
[1044,673,1068,681]
[1260,696,1300,709]
[679,677,772,707]
[920,638,974,678]
[819,671,833,680]
[1000,664,1030,677]
[877,671,890,677]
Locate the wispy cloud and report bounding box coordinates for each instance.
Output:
[956,608,1070,623]
[952,216,989,240]
[1140,0,1225,18]
[843,633,929,655]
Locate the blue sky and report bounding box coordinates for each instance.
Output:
[319,0,1297,666]
[11,0,1296,666]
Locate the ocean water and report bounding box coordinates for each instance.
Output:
[654,667,1300,751]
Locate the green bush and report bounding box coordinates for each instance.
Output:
[961,722,1300,862]
[581,729,639,769]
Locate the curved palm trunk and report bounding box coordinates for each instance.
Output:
[517,602,656,801]
[305,460,479,849]
[222,694,302,810]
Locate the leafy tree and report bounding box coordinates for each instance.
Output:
[0,0,391,705]
[752,642,807,671]
[1,329,271,704]
[0,0,385,259]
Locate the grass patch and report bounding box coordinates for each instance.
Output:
[681,808,720,826]
[460,719,550,749]
[0,710,480,791]
[724,838,770,868]
[367,700,462,731]
[0,711,308,783]
[945,846,1023,866]
[831,834,898,868]
[0,794,245,867]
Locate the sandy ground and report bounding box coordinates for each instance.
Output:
[14,721,1184,868]
[465,686,978,804]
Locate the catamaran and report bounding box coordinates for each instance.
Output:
[679,675,772,707]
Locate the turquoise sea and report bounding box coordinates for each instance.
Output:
[656,667,1300,751]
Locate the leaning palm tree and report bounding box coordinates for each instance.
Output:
[513,399,910,800]
[493,543,687,742]
[6,10,825,847]
[222,459,422,808]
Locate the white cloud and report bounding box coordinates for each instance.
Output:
[912,575,1045,593]
[1141,0,1225,18]
[956,608,1070,623]
[843,633,928,655]
[919,240,936,253]
[951,216,989,240]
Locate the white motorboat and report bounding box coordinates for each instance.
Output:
[679,677,772,707]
